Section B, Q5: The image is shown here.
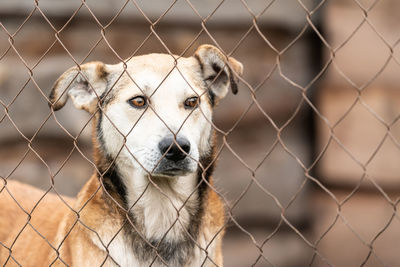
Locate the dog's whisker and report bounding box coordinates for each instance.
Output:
[3,44,243,267]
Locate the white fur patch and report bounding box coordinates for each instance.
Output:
[95,54,220,266]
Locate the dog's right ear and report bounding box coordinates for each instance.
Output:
[49,61,109,113]
[194,44,243,104]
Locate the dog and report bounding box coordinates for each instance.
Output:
[0,44,243,266]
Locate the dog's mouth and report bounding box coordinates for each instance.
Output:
[153,167,191,177]
[156,169,189,177]
[152,159,194,177]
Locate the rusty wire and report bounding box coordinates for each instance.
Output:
[0,0,399,266]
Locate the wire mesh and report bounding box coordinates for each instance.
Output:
[1,0,400,266]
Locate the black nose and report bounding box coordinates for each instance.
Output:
[158,136,191,162]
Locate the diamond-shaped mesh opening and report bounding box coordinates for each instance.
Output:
[1,0,400,266]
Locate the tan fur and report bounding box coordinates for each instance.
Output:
[195,44,243,78]
[1,45,242,266]
[0,176,224,266]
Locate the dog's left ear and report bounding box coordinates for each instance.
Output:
[49,61,110,113]
[194,44,243,103]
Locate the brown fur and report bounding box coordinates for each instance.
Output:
[0,45,242,266]
[0,116,225,267]
[0,175,224,266]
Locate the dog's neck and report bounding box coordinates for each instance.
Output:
[119,163,199,240]
[93,139,214,266]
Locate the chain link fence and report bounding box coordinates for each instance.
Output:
[1,0,400,266]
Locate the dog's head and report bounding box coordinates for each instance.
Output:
[49,45,243,178]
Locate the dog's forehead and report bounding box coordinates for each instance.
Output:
[127,53,196,72]
[114,53,203,95]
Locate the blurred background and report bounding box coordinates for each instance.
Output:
[1,0,400,266]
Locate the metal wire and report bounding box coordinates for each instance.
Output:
[0,0,399,266]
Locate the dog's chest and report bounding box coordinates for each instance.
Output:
[89,231,140,267]
[108,237,140,267]
[106,238,215,267]
[109,244,138,267]
[95,216,216,267]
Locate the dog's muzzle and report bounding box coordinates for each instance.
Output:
[154,135,192,176]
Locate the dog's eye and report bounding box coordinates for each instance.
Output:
[128,96,147,109]
[184,97,199,109]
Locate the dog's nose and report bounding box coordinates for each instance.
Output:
[158,136,191,162]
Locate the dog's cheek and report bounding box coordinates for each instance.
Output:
[199,123,212,155]
[186,112,211,159]
[124,119,162,171]
[101,119,125,157]
[197,106,213,154]
[100,106,133,157]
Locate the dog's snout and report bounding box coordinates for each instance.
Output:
[159,136,191,162]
